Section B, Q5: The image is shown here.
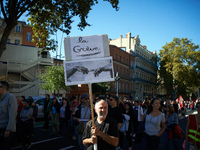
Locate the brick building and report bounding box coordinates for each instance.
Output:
[110,32,157,100]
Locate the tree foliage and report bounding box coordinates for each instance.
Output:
[0,0,119,57]
[92,82,111,94]
[38,66,67,93]
[158,37,200,98]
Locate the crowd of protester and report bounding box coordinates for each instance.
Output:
[1,81,200,150]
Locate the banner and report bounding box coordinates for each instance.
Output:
[64,34,110,61]
[64,57,114,86]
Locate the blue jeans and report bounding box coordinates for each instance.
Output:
[140,132,160,150]
[164,129,169,150]
[71,118,77,136]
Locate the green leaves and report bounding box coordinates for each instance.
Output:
[159,37,200,97]
[38,66,67,93]
[27,0,119,51]
[92,82,111,94]
[0,0,119,57]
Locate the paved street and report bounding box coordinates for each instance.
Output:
[11,109,197,150]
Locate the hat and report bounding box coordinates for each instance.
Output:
[81,94,89,99]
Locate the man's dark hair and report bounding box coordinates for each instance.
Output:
[45,94,50,98]
[110,95,119,104]
[0,81,9,91]
[21,96,25,100]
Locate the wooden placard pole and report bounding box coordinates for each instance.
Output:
[88,83,97,150]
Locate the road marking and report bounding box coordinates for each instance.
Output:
[58,146,75,150]
[11,137,63,149]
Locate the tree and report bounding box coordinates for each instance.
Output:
[92,82,111,94]
[38,66,67,93]
[159,37,200,98]
[0,0,119,57]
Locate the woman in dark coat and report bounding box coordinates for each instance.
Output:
[58,98,70,136]
[50,97,60,136]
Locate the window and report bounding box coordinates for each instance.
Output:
[16,25,20,32]
[27,32,31,42]
[115,66,118,72]
[7,38,10,43]
[116,54,117,60]
[15,39,20,45]
[120,56,121,61]
[123,57,125,63]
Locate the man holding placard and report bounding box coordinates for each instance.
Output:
[82,99,119,150]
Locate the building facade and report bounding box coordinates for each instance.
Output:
[109,45,135,98]
[110,32,157,100]
[0,19,53,96]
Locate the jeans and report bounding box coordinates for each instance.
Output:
[0,128,15,150]
[51,113,59,134]
[140,132,160,150]
[43,112,50,129]
[71,118,77,136]
[59,118,68,135]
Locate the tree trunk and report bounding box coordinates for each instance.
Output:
[0,23,17,58]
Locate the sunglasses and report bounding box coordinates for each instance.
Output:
[83,98,89,100]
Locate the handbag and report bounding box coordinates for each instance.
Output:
[75,106,89,135]
[168,123,183,139]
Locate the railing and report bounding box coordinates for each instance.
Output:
[135,65,157,76]
[7,57,53,72]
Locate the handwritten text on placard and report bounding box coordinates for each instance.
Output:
[70,35,104,60]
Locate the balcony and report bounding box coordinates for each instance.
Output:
[135,65,157,76]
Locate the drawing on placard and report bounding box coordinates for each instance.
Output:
[64,57,114,85]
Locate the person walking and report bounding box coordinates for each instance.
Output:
[31,100,38,136]
[0,81,18,150]
[108,95,123,130]
[73,94,92,150]
[70,96,80,140]
[119,102,134,150]
[185,102,200,150]
[132,100,144,143]
[42,94,52,131]
[165,105,179,150]
[20,98,34,150]
[50,97,60,136]
[140,98,165,150]
[82,99,119,150]
[59,98,70,136]
[107,95,123,149]
[15,96,24,144]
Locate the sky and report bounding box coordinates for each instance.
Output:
[21,0,200,59]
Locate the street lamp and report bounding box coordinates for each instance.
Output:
[115,72,120,97]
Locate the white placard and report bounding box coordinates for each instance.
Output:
[64,34,110,60]
[64,57,114,86]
